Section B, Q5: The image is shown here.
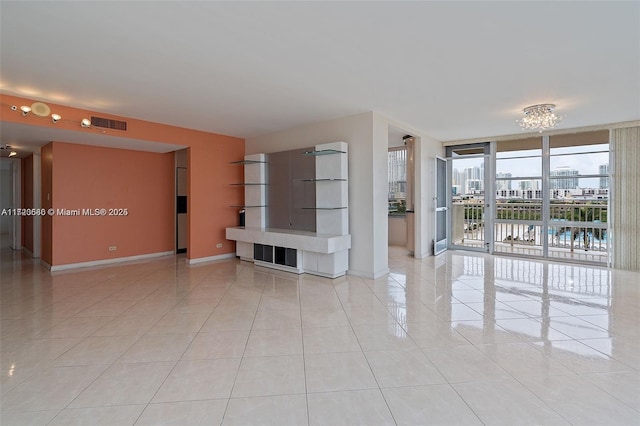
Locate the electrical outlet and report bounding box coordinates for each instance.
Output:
[108,246,117,251]
[216,243,223,248]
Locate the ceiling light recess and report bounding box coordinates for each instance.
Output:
[30,102,51,117]
[51,113,61,123]
[80,118,91,128]
[20,105,31,116]
[517,104,562,132]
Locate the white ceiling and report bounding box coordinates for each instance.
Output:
[1,1,638,147]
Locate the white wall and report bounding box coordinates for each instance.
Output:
[372,113,390,274]
[415,131,443,258]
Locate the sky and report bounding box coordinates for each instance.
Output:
[453,144,609,183]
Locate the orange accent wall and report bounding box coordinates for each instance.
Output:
[188,142,246,258]
[2,94,244,265]
[22,155,34,253]
[50,142,174,265]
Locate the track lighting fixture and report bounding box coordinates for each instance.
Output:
[10,102,91,129]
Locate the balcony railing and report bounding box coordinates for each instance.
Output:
[452,200,608,263]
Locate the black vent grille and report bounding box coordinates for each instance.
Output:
[91,116,127,131]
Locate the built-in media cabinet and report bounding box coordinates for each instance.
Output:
[226,141,350,278]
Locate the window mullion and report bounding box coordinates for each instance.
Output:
[542,135,550,258]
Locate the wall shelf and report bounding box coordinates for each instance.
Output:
[301,178,347,182]
[302,149,346,156]
[230,183,268,186]
[226,142,349,278]
[301,207,347,210]
[229,160,266,164]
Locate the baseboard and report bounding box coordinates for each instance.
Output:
[418,250,431,259]
[187,253,236,265]
[23,246,36,258]
[347,267,390,279]
[49,251,174,272]
[40,259,52,270]
[254,260,303,275]
[372,267,390,279]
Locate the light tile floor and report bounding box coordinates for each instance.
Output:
[1,242,639,425]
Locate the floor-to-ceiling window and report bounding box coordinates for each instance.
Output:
[494,137,543,257]
[449,130,610,265]
[547,132,609,263]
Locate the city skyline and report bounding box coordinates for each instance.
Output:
[452,162,609,198]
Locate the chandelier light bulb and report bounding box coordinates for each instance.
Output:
[517,104,562,132]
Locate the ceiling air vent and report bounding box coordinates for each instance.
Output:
[91,116,127,131]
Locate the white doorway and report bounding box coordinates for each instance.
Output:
[446,143,492,253]
[387,126,416,255]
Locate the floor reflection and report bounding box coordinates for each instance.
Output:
[387,247,623,360]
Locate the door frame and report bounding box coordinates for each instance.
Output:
[434,156,448,255]
[176,166,187,254]
[446,143,492,253]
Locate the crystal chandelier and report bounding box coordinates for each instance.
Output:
[517,104,562,132]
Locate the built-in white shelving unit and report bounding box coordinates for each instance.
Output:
[226,142,350,278]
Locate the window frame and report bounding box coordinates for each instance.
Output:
[388,146,408,217]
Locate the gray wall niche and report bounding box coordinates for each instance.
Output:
[267,147,316,232]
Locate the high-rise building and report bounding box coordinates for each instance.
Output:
[452,168,463,188]
[518,179,540,191]
[464,166,482,182]
[599,164,609,189]
[496,172,512,191]
[550,166,579,189]
[466,179,483,194]
[463,166,484,194]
